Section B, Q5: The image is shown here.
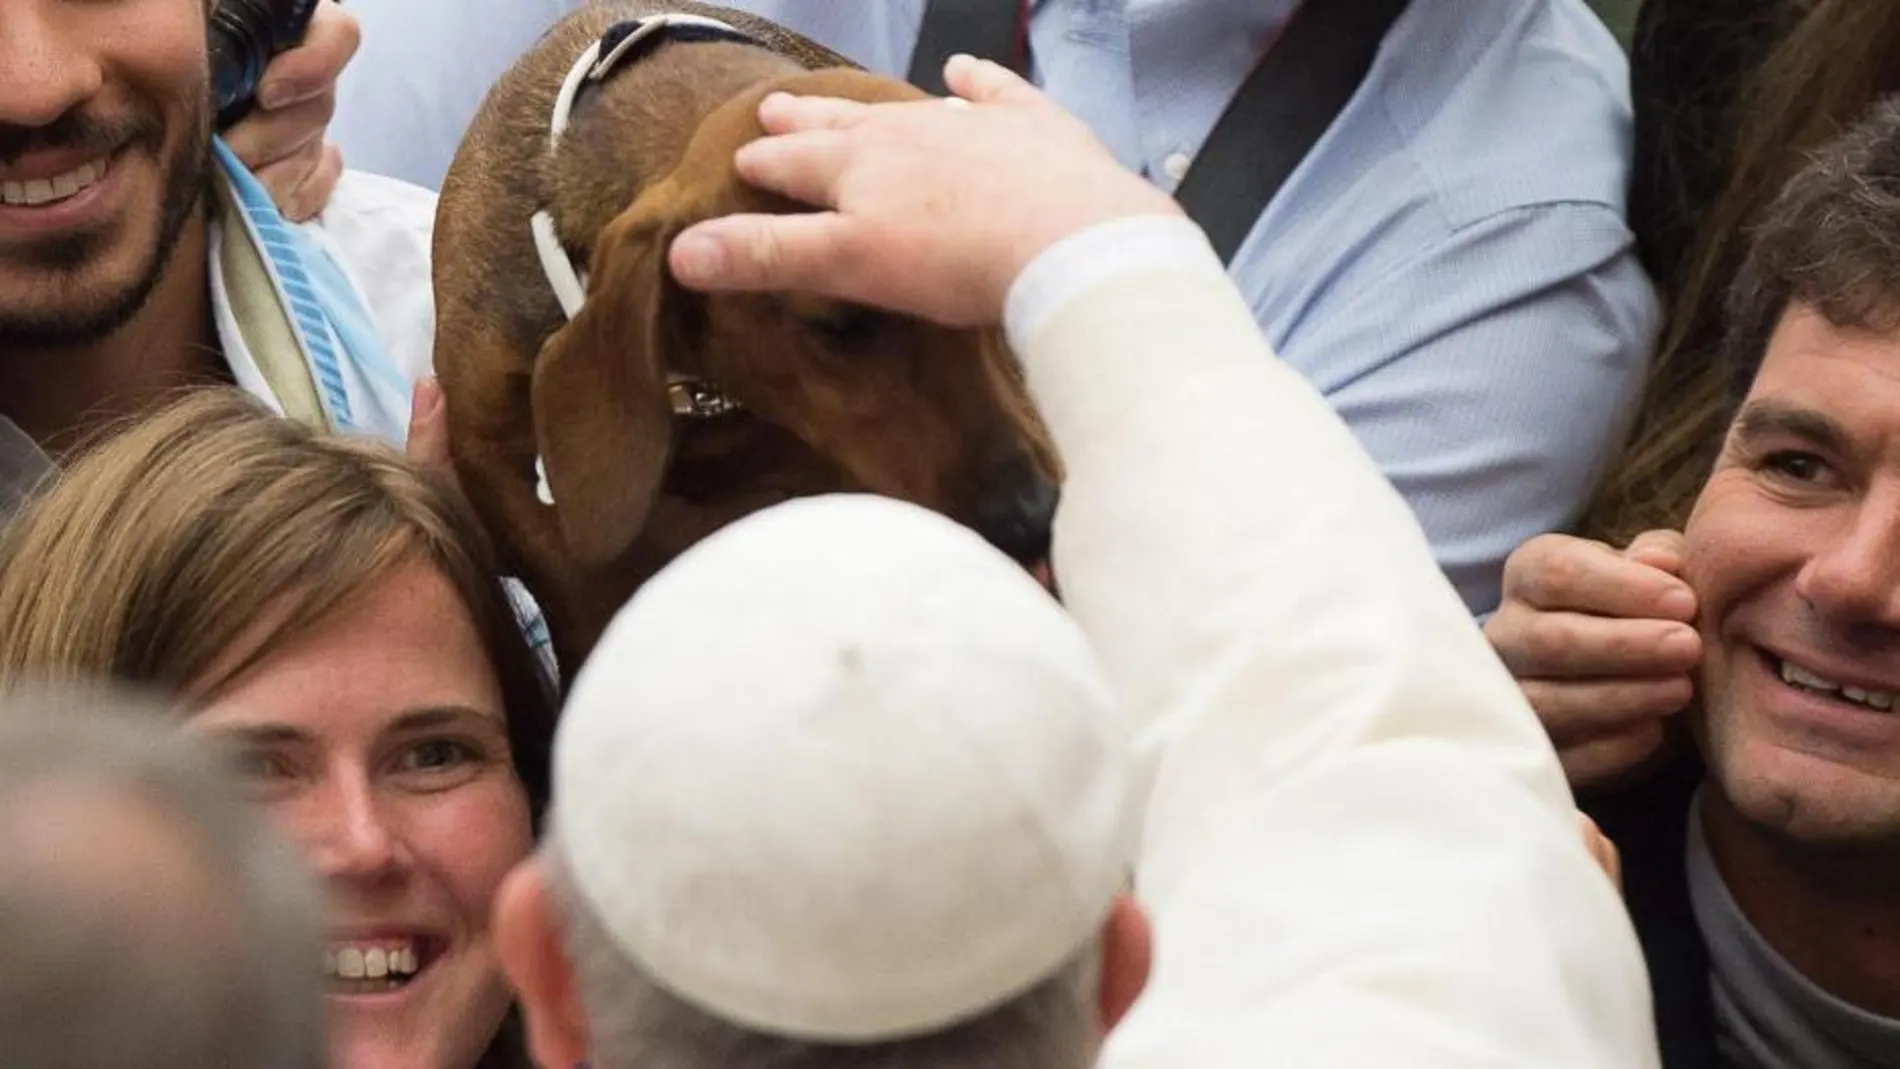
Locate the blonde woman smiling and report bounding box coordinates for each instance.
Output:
[0,389,553,1069]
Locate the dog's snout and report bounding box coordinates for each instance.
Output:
[974,459,1058,568]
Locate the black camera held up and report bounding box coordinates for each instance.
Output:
[209,0,322,128]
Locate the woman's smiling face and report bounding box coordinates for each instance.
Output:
[190,560,534,1069]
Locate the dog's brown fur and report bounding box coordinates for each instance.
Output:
[434,1,1058,673]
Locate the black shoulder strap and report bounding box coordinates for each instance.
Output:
[1177,0,1411,263]
[907,0,1023,98]
[909,0,1411,264]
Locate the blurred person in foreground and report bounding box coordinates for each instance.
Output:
[0,686,327,1069]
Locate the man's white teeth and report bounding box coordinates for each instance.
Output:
[1781,660,1838,692]
[0,159,107,207]
[323,943,420,981]
[1778,659,1896,712]
[1844,686,1895,712]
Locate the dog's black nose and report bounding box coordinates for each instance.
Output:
[974,458,1058,568]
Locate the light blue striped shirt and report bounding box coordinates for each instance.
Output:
[332,0,1658,614]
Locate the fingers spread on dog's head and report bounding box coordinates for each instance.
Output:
[671,211,864,299]
[757,92,870,135]
[943,55,1040,106]
[733,131,854,210]
[768,67,932,107]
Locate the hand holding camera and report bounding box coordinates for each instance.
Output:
[215,0,358,222]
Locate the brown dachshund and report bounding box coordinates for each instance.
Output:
[433,1,1059,673]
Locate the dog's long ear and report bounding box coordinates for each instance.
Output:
[531,190,682,568]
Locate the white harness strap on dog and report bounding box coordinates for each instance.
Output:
[532,13,753,319]
[530,13,754,507]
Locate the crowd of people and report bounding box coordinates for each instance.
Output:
[1,0,1898,1067]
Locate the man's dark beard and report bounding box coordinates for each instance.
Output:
[0,99,213,350]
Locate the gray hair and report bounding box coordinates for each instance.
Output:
[0,685,328,1069]
[542,839,1104,1069]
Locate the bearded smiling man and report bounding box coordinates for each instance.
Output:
[0,2,213,348]
[0,0,434,461]
[0,5,490,1058]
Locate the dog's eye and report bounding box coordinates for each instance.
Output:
[806,306,886,351]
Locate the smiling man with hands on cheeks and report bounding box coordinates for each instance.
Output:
[0,0,432,472]
[1487,100,1900,1068]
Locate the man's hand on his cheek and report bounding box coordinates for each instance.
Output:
[221,0,357,222]
[668,55,1181,326]
[1484,530,1702,790]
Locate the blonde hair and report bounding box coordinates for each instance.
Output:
[0,388,555,813]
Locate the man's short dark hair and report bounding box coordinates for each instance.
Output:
[1725,95,1900,405]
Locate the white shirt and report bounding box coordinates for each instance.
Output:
[1008,214,1661,1068]
[210,169,437,444]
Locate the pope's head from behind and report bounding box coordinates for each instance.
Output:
[495,494,1154,1069]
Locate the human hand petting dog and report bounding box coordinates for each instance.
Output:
[222,0,358,222]
[669,55,1182,326]
[1484,530,1702,790]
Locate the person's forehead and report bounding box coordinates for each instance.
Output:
[1748,304,1900,429]
[186,568,508,742]
[191,698,505,741]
